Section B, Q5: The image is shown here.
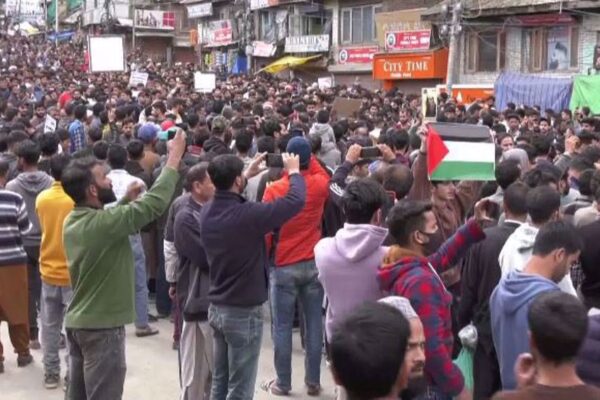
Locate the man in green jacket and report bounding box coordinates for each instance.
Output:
[61,130,186,400]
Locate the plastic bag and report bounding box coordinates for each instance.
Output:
[453,347,474,392]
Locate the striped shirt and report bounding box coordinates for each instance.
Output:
[0,190,32,267]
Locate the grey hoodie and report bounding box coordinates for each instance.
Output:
[498,222,576,295]
[309,122,340,168]
[315,223,389,338]
[6,171,54,247]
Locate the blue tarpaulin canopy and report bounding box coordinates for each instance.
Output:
[494,72,572,112]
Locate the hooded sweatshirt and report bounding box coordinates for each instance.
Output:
[491,271,560,389]
[498,223,576,295]
[6,171,54,247]
[315,223,388,339]
[309,122,340,168]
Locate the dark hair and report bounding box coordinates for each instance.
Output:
[257,136,276,154]
[62,157,102,204]
[495,159,521,190]
[316,109,330,124]
[387,200,433,246]
[329,302,409,400]
[523,167,559,188]
[49,153,71,181]
[183,162,209,192]
[528,291,588,364]
[39,132,60,157]
[74,104,87,120]
[56,128,70,142]
[127,139,145,161]
[532,220,583,257]
[208,155,244,191]
[235,132,253,154]
[7,130,28,147]
[342,178,387,224]
[0,158,9,178]
[15,140,40,166]
[87,127,103,143]
[382,164,413,200]
[526,186,560,224]
[92,141,109,161]
[578,169,595,197]
[503,181,529,216]
[570,156,594,173]
[107,144,128,170]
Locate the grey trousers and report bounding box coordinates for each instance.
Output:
[40,282,72,376]
[66,327,127,400]
[180,320,213,400]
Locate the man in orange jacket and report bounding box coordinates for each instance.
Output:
[262,136,330,397]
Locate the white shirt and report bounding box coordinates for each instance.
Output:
[105,169,146,208]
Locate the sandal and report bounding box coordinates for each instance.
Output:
[260,379,289,396]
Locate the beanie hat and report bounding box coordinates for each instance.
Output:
[286,136,311,168]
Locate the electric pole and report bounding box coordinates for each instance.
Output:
[441,0,463,99]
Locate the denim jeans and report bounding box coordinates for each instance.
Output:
[270,259,324,391]
[130,234,149,329]
[66,326,127,400]
[208,304,263,400]
[41,282,72,376]
[414,386,453,400]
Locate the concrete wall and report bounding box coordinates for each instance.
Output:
[457,14,600,85]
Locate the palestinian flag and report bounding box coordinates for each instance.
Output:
[427,123,495,181]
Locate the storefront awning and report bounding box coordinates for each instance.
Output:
[258,55,321,74]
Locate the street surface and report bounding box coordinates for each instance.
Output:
[0,309,335,399]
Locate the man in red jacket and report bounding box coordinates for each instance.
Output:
[262,136,330,397]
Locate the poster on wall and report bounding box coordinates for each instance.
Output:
[135,9,175,30]
[547,27,570,70]
[88,35,125,73]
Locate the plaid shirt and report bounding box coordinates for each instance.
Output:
[378,218,485,396]
[68,120,85,154]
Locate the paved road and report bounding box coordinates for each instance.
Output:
[0,314,335,399]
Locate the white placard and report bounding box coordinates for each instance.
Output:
[318,77,333,90]
[129,71,149,87]
[88,36,125,73]
[43,116,57,134]
[194,72,216,93]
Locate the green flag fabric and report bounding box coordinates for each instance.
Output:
[570,75,600,114]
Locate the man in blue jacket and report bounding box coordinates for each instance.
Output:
[491,220,583,390]
[199,153,306,400]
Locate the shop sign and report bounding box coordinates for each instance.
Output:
[285,35,329,53]
[385,30,431,51]
[203,19,234,46]
[338,46,378,64]
[372,49,448,80]
[253,41,276,57]
[187,3,212,19]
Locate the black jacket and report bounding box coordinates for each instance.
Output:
[202,136,230,160]
[577,314,600,387]
[199,174,306,307]
[174,196,210,321]
[578,220,600,306]
[459,221,522,353]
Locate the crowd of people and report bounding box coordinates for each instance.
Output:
[1,32,600,400]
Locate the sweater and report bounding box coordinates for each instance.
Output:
[491,271,560,390]
[199,174,306,307]
[315,223,388,339]
[378,218,485,396]
[64,167,179,329]
[6,170,54,247]
[0,190,32,267]
[35,182,74,286]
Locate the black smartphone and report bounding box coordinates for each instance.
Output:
[360,146,382,159]
[266,153,284,168]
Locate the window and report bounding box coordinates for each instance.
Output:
[465,30,506,73]
[340,4,381,44]
[260,11,276,41]
[529,26,579,71]
[288,12,331,37]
